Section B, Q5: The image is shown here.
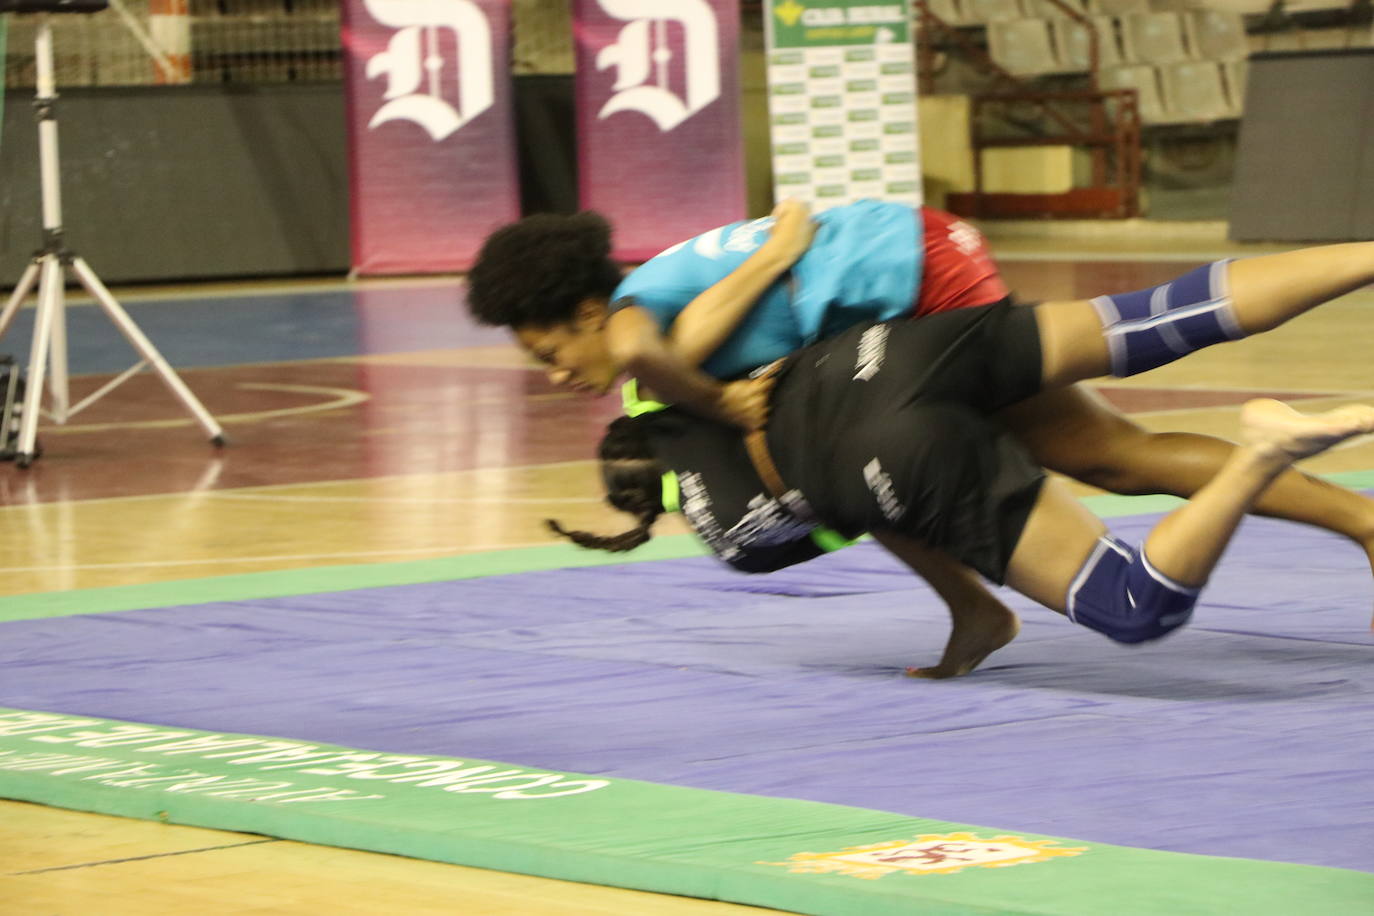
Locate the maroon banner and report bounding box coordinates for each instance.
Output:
[574,0,746,262]
[342,0,519,275]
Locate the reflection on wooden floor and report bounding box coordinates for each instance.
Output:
[2,255,1371,915]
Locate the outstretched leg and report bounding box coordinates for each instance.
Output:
[1032,243,1374,389]
[1003,400,1374,642]
[1001,385,1374,573]
[1144,399,1374,585]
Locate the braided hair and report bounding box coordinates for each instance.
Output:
[547,416,667,553]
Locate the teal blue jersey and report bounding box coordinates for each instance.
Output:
[610,200,923,379]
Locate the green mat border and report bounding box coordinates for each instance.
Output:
[6,473,1374,912]
[5,470,1372,623]
[3,708,1371,916]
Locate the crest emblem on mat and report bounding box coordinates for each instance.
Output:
[595,0,721,131]
[363,0,494,141]
[759,832,1087,879]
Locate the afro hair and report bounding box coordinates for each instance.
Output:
[465,211,624,328]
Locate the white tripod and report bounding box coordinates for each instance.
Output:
[0,16,223,468]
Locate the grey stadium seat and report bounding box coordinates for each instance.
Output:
[1184,9,1250,61]
[1120,12,1193,65]
[1158,60,1239,121]
[964,0,1028,23]
[1052,15,1125,70]
[987,18,1068,75]
[1098,64,1169,123]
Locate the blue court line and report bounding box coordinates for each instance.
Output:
[0,282,507,373]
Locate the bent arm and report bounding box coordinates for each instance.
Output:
[668,198,817,367]
[605,199,816,426]
[606,304,731,423]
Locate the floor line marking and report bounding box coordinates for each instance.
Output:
[201,493,600,504]
[38,383,371,434]
[0,541,572,573]
[8,839,281,876]
[0,460,606,511]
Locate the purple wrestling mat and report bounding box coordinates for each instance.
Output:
[2,511,1371,872]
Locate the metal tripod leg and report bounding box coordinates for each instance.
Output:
[2,17,224,467]
[48,263,69,422]
[14,255,63,467]
[69,257,224,444]
[0,261,41,341]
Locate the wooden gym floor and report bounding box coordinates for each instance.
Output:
[2,245,1371,914]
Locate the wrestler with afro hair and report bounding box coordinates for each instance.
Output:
[464,202,815,412]
[466,212,624,329]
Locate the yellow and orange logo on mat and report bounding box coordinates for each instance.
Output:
[760,832,1088,879]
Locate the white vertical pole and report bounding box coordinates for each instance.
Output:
[148,0,192,83]
[33,18,70,424]
[35,19,63,234]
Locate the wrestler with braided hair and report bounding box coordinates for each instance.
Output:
[549,297,1374,675]
[469,201,1374,583]
[473,203,1374,673]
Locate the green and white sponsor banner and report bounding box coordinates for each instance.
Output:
[764,1,922,211]
[4,708,1373,915]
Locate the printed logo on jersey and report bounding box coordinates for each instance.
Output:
[724,217,776,253]
[853,324,888,381]
[863,458,904,522]
[678,471,739,560]
[759,832,1087,879]
[363,0,495,141]
[595,0,722,131]
[726,492,818,548]
[679,472,818,562]
[947,219,984,257]
[647,217,777,263]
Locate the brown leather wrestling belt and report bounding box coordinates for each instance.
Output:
[745,429,788,500]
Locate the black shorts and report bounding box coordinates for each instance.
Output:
[766,303,1046,583]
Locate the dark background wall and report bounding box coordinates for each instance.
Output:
[6,56,1369,286]
[1230,49,1374,242]
[1,77,584,286]
[1,84,352,285]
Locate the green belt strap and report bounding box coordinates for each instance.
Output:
[621,379,669,417]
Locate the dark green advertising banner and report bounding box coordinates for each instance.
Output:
[768,0,911,49]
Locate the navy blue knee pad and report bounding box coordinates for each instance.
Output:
[1091,260,1246,377]
[1066,536,1199,644]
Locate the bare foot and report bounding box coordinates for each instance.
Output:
[1243,399,1374,632]
[905,603,1020,680]
[1240,398,1374,462]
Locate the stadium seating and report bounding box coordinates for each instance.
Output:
[923,0,980,26]
[987,18,1067,75]
[1022,0,1088,17]
[1157,60,1238,121]
[1120,12,1193,65]
[919,0,1258,126]
[964,0,1029,23]
[1052,15,1125,70]
[1184,9,1250,60]
[1084,0,1149,16]
[1098,64,1169,123]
